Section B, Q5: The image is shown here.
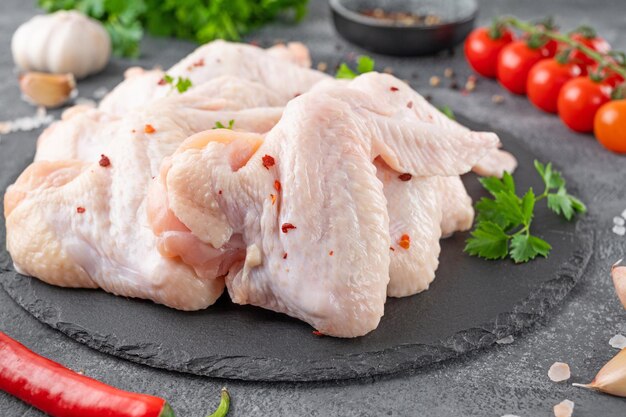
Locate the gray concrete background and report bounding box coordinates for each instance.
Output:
[1,0,625,415]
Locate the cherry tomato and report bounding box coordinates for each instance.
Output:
[569,33,611,69]
[527,59,583,113]
[589,61,625,88]
[464,27,515,78]
[557,77,612,133]
[497,41,551,95]
[543,39,560,57]
[594,100,626,153]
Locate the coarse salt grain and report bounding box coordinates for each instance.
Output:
[553,399,574,417]
[496,335,514,345]
[609,334,626,349]
[615,216,626,226]
[621,208,626,218]
[548,362,571,382]
[613,225,626,236]
[92,86,109,100]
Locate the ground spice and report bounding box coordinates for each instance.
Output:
[98,154,110,167]
[398,234,411,250]
[262,154,275,169]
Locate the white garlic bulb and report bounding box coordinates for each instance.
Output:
[11,11,111,79]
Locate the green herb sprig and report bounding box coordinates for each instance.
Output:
[38,0,309,58]
[464,160,586,263]
[213,120,235,130]
[335,56,375,79]
[161,74,193,93]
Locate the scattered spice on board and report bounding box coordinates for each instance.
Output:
[492,94,505,104]
[316,62,328,72]
[429,76,440,87]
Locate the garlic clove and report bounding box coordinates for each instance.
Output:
[573,348,626,397]
[19,72,76,108]
[611,260,626,309]
[553,399,574,417]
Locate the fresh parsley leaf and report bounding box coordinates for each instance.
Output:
[335,56,376,79]
[175,77,193,93]
[160,75,193,94]
[439,105,455,120]
[464,221,510,260]
[479,171,515,196]
[509,234,551,263]
[213,120,235,129]
[356,56,375,74]
[466,160,584,264]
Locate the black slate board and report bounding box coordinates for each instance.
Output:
[0,118,594,382]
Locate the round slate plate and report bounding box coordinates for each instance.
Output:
[0,118,593,382]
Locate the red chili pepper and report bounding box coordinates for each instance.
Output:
[99,154,111,168]
[262,154,275,169]
[281,223,296,233]
[0,332,175,417]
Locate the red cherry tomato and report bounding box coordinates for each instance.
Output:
[543,39,560,57]
[557,77,612,133]
[569,33,611,69]
[594,100,626,153]
[589,62,625,88]
[497,41,551,95]
[527,59,583,113]
[464,27,515,78]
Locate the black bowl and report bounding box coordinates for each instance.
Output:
[330,0,478,56]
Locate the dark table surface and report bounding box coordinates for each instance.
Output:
[1,0,625,416]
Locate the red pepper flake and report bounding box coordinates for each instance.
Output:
[407,101,413,109]
[98,154,111,167]
[312,330,324,337]
[144,124,156,134]
[281,223,296,233]
[398,234,411,250]
[274,180,281,192]
[131,129,136,133]
[293,92,301,98]
[193,58,204,67]
[390,246,395,251]
[283,252,288,259]
[157,78,167,86]
[262,154,275,169]
[76,207,85,214]
[398,173,412,181]
[390,86,399,92]
[270,194,277,205]
[329,250,334,256]
[218,190,223,195]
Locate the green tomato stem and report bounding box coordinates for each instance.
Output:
[207,388,230,417]
[504,17,626,80]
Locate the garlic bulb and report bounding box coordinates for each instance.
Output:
[11,11,111,79]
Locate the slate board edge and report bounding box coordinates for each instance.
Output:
[0,216,594,382]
